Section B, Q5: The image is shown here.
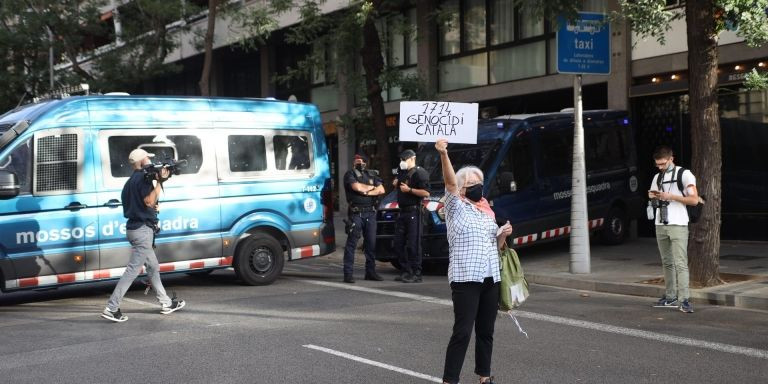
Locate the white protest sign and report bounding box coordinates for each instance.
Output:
[399,101,478,144]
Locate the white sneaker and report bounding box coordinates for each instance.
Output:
[101,307,128,322]
[160,299,186,315]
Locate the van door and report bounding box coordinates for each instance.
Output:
[535,121,574,235]
[0,129,97,289]
[94,130,221,274]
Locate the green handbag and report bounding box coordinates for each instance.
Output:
[499,245,529,311]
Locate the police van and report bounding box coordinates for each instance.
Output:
[376,110,643,265]
[0,95,335,292]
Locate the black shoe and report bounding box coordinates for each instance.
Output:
[364,272,383,281]
[101,307,128,322]
[394,272,410,282]
[160,299,186,315]
[343,276,355,283]
[402,274,422,283]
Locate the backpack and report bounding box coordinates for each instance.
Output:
[656,167,705,224]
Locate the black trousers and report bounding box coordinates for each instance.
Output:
[393,207,422,275]
[342,210,377,276]
[442,277,500,384]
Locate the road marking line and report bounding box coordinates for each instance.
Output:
[303,344,443,383]
[302,279,768,360]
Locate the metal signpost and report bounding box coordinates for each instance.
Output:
[557,12,611,274]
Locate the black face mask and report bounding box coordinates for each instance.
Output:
[465,184,483,202]
[355,163,365,171]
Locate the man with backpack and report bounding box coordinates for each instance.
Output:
[648,146,701,313]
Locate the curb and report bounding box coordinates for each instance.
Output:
[527,273,768,311]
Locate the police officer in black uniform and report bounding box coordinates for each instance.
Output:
[342,154,386,283]
[392,149,430,283]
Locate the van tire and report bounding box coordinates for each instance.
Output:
[601,207,627,245]
[234,233,284,286]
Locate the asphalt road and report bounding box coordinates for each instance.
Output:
[1,257,767,384]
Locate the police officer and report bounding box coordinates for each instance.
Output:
[342,154,386,283]
[392,149,430,283]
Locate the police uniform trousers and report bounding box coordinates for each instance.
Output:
[343,208,377,277]
[393,206,422,276]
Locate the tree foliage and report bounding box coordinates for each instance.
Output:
[0,0,198,112]
[229,0,422,180]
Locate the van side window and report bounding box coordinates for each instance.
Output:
[0,138,32,194]
[229,135,267,172]
[495,131,534,192]
[107,135,203,178]
[539,128,573,177]
[274,135,310,170]
[36,134,78,192]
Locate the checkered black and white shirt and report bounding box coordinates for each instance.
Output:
[444,191,501,284]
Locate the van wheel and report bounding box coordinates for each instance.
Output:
[601,207,627,245]
[234,233,285,286]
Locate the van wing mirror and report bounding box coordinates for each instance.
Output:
[0,170,20,199]
[498,171,517,193]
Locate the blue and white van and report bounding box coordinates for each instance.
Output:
[376,110,643,265]
[0,95,335,291]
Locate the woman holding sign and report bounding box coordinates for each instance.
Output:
[435,138,513,384]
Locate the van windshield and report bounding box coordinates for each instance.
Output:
[417,142,499,183]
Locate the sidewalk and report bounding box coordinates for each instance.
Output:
[519,237,768,311]
[331,213,768,311]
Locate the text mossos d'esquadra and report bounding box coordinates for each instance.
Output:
[15,216,200,244]
[552,182,611,200]
[406,102,464,136]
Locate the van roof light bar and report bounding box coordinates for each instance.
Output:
[31,83,90,104]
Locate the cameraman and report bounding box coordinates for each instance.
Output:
[648,146,699,314]
[342,154,385,283]
[101,148,186,322]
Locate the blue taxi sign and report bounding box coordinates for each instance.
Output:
[557,12,611,75]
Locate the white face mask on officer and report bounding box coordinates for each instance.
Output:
[399,161,408,170]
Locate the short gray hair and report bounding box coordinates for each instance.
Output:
[455,166,484,189]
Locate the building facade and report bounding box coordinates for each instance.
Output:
[70,0,766,240]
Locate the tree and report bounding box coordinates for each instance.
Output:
[0,0,195,112]
[524,0,768,287]
[199,0,222,96]
[231,0,422,183]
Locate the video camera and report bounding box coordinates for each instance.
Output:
[143,158,188,182]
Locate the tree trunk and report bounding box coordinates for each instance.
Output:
[685,1,723,287]
[199,0,219,96]
[360,0,392,183]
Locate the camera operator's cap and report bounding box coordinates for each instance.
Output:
[128,148,155,164]
[353,153,368,163]
[400,149,416,160]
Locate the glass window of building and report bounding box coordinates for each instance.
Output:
[438,0,553,91]
[383,8,418,101]
[310,41,338,112]
[439,0,461,55]
[464,0,486,50]
[490,0,515,45]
